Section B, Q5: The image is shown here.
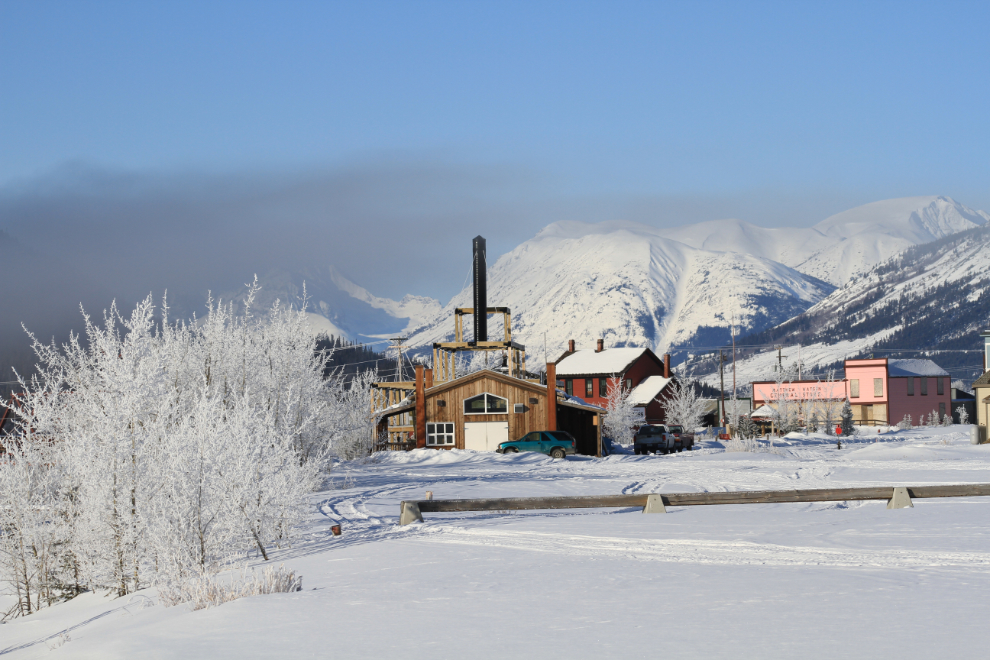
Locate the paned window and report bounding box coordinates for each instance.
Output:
[850,379,860,398]
[585,379,593,398]
[874,378,883,397]
[624,378,632,391]
[907,377,914,395]
[599,378,607,398]
[426,422,455,446]
[921,378,928,395]
[937,378,944,395]
[565,379,573,396]
[462,393,509,415]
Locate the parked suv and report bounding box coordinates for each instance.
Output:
[497,431,577,458]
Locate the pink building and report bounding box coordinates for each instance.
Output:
[751,358,952,426]
[845,358,951,425]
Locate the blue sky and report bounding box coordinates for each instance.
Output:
[4,2,988,198]
[1,1,989,301]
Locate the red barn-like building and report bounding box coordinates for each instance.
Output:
[554,339,676,423]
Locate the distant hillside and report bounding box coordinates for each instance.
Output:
[686,223,990,388]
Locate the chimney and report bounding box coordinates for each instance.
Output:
[415,365,427,449]
[663,353,671,379]
[546,362,557,431]
[596,338,604,353]
[473,236,487,343]
[568,339,575,353]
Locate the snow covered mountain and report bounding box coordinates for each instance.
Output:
[691,222,990,387]
[658,196,988,286]
[403,220,834,361]
[223,267,441,341]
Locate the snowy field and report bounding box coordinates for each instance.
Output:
[4,426,990,659]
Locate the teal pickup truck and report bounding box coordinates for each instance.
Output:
[497,431,577,459]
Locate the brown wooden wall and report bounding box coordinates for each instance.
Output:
[425,377,549,449]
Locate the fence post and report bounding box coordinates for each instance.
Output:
[886,487,914,509]
[643,494,667,514]
[400,501,424,525]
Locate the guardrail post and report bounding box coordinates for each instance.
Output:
[643,494,667,514]
[400,501,424,525]
[886,487,914,509]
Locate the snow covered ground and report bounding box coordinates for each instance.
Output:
[4,426,990,659]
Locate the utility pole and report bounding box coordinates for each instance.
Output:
[731,314,737,398]
[774,345,786,373]
[719,351,727,428]
[389,337,408,382]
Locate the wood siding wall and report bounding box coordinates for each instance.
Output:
[426,378,549,450]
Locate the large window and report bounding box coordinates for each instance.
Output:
[850,379,860,398]
[463,393,509,415]
[921,378,928,395]
[426,422,455,446]
[874,378,883,397]
[585,379,593,398]
[937,378,944,396]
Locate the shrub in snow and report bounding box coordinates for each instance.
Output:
[927,411,939,427]
[941,412,952,427]
[956,405,969,425]
[808,412,819,433]
[898,414,912,430]
[738,415,757,439]
[0,281,364,616]
[159,564,301,610]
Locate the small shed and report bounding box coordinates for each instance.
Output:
[376,367,605,456]
[627,375,674,424]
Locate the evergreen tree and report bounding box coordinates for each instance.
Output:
[839,400,854,442]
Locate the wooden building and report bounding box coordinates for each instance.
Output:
[376,365,605,456]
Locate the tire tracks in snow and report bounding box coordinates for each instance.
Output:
[413,526,990,569]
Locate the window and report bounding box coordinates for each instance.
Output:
[907,377,914,395]
[937,378,944,396]
[939,402,946,418]
[921,378,928,395]
[463,393,509,415]
[599,378,607,398]
[850,379,860,398]
[874,378,883,397]
[426,422,454,446]
[624,378,632,391]
[565,379,573,396]
[585,379,593,398]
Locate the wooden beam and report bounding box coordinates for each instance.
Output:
[400,483,990,518]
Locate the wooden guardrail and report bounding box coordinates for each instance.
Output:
[398,483,990,524]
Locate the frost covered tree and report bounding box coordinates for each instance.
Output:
[661,380,708,431]
[898,414,913,430]
[956,405,969,425]
[0,279,360,615]
[602,376,637,445]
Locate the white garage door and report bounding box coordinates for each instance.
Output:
[464,421,510,452]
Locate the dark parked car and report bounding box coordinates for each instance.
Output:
[497,431,577,458]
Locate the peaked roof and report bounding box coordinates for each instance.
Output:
[886,359,949,377]
[973,370,990,388]
[555,347,656,376]
[627,375,674,406]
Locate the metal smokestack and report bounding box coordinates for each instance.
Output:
[472,235,487,343]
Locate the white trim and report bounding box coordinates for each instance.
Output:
[463,392,509,415]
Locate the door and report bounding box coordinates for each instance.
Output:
[464,421,510,451]
[518,431,541,452]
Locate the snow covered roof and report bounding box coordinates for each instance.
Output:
[558,392,606,411]
[886,359,949,377]
[627,376,673,406]
[750,404,775,418]
[555,348,650,376]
